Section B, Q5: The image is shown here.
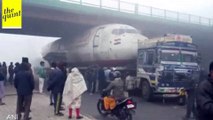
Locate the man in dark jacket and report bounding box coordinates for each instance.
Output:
[58,62,67,110]
[14,63,34,120]
[47,62,64,116]
[8,62,14,85]
[196,61,213,120]
[98,67,106,92]
[14,62,20,75]
[183,75,197,120]
[2,62,7,85]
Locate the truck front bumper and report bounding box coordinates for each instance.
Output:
[154,87,186,98]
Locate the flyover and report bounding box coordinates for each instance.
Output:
[0,0,213,69]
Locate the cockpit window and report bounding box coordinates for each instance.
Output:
[125,29,137,33]
[112,29,138,35]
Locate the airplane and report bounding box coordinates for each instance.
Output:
[42,24,148,67]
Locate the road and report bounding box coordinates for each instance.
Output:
[81,93,186,120]
[0,85,94,120]
[2,85,186,120]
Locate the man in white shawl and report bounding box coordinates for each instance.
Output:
[63,67,87,119]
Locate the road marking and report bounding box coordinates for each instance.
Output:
[83,114,97,120]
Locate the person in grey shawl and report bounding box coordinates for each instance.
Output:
[0,63,6,105]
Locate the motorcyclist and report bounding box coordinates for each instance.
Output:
[103,71,125,111]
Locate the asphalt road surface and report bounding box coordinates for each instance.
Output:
[81,93,186,120]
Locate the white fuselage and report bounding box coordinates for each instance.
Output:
[42,24,148,66]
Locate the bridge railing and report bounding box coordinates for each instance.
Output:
[60,0,213,27]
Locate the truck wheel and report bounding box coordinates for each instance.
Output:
[178,96,186,106]
[141,80,153,101]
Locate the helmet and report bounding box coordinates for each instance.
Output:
[114,71,121,78]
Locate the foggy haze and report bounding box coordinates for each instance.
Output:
[0,33,59,66]
[0,0,212,66]
[126,0,213,18]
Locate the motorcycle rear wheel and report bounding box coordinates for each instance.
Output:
[119,109,133,120]
[125,113,132,120]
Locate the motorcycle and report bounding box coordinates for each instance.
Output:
[97,91,136,120]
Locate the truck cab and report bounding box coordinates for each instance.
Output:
[136,34,200,104]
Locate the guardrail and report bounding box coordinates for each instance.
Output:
[60,0,213,27]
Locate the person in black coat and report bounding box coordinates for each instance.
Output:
[196,61,213,120]
[14,62,20,75]
[58,62,67,109]
[98,67,106,92]
[8,62,14,85]
[2,62,7,85]
[183,75,197,120]
[47,62,64,116]
[14,63,34,120]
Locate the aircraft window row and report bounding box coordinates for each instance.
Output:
[112,29,137,35]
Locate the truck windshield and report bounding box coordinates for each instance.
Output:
[161,52,180,62]
[161,50,197,62]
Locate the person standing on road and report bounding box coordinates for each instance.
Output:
[125,71,135,97]
[63,67,87,119]
[86,68,92,93]
[91,68,98,94]
[98,67,106,92]
[196,61,213,120]
[58,62,67,109]
[183,74,198,120]
[87,67,97,95]
[22,57,33,74]
[0,63,6,105]
[8,62,14,85]
[2,62,7,85]
[46,66,54,106]
[14,62,20,75]
[47,62,64,116]
[37,61,46,94]
[14,62,35,120]
[104,67,111,86]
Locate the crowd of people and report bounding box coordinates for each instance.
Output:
[0,57,213,120]
[0,61,20,105]
[84,66,135,95]
[37,61,86,119]
[0,58,87,120]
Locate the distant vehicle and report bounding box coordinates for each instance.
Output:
[42,24,148,67]
[135,34,200,105]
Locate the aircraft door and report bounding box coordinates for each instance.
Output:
[93,27,104,60]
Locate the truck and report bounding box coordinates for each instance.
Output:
[133,34,200,104]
